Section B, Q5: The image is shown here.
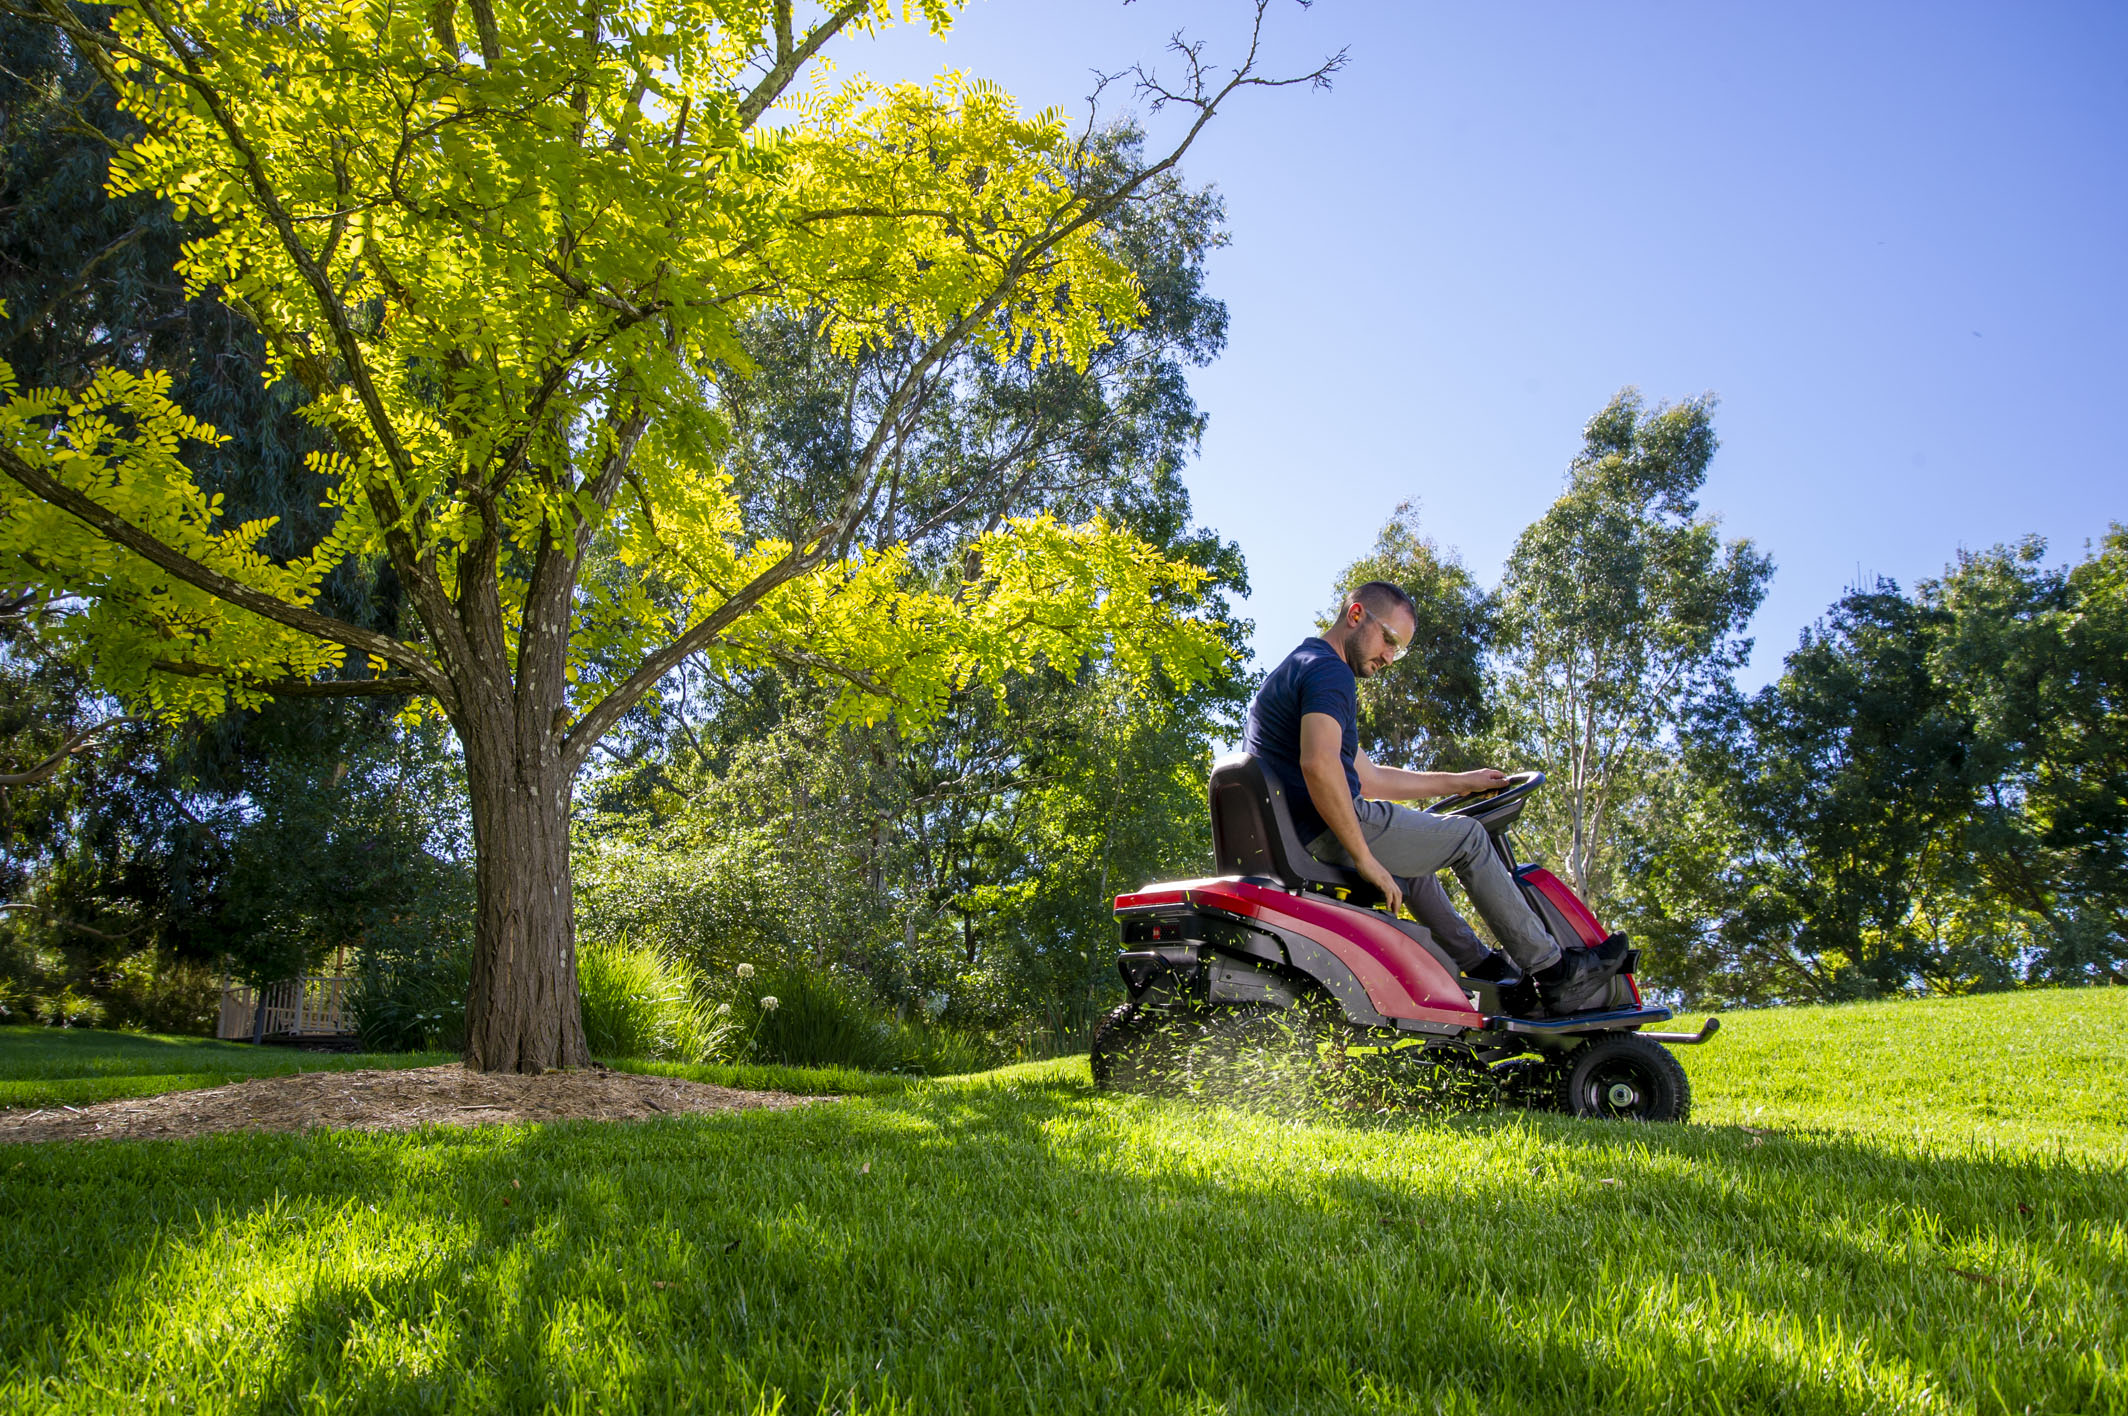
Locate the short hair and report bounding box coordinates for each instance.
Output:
[1349,579,1417,621]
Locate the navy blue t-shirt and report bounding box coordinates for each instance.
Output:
[1242,637,1359,844]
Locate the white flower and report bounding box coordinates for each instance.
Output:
[714,1002,732,1017]
[735,962,755,980]
[759,996,780,1012]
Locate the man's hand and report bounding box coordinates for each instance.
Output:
[1357,853,1403,916]
[1449,768,1511,794]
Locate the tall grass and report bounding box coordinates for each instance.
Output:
[738,963,993,1076]
[576,936,717,1063]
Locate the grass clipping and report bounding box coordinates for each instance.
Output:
[0,1063,824,1144]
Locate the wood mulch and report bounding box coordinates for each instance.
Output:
[0,1064,826,1145]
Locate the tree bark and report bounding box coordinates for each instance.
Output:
[459,704,589,1072]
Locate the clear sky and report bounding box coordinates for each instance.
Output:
[851,1,2128,687]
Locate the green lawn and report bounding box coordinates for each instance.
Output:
[0,1027,455,1110]
[2,989,2124,1414]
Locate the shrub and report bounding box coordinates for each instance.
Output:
[101,954,219,1035]
[351,927,471,1053]
[578,936,717,1062]
[732,963,995,1075]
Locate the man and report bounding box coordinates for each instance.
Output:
[1241,580,1627,1013]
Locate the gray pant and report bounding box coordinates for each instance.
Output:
[1310,799,1564,973]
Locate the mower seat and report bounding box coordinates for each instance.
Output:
[1209,753,1483,980]
[1208,753,1379,901]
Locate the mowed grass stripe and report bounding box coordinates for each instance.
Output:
[0,990,2122,1414]
[0,1029,455,1110]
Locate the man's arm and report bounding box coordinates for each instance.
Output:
[1354,749,1508,802]
[1300,713,1404,914]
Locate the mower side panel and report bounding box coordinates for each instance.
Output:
[1515,865,1609,947]
[1116,878,1483,1030]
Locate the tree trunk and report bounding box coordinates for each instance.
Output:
[459,709,589,1073]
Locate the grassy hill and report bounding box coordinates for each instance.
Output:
[2,988,2122,1414]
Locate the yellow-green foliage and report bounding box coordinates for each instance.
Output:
[0,0,1224,726]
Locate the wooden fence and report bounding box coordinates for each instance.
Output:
[216,975,356,1041]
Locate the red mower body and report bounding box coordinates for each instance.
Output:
[1093,756,1718,1122]
[1114,877,1483,1029]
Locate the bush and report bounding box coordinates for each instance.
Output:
[578,936,717,1062]
[733,963,995,1075]
[351,925,471,1053]
[0,934,216,1033]
[101,954,219,1035]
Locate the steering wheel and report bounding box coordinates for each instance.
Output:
[1431,769,1545,818]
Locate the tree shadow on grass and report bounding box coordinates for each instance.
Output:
[1,1078,2121,1414]
[0,1026,268,1078]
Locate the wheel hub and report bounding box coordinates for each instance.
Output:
[1606,1081,1639,1108]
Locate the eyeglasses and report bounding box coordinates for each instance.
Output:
[1359,607,1406,662]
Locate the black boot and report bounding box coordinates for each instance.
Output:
[1533,943,1627,1015]
[1461,950,1524,987]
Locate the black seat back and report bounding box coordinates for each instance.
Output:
[1207,754,1366,893]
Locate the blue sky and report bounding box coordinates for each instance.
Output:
[852,2,2128,688]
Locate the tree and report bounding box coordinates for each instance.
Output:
[1493,389,1771,902]
[2042,528,2128,966]
[1623,535,2128,1006]
[0,0,1332,1069]
[571,156,1253,1045]
[1666,584,1979,1002]
[1912,536,2126,983]
[2,8,444,1029]
[1329,500,1493,771]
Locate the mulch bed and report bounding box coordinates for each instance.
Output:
[0,1064,826,1145]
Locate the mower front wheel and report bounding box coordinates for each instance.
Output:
[1557,1033,1691,1123]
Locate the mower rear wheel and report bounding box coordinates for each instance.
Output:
[1557,1033,1691,1123]
[1091,1002,1176,1094]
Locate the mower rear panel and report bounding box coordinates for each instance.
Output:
[1115,876,1484,1031]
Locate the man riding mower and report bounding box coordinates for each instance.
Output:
[1091,582,1719,1121]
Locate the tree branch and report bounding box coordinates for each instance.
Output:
[0,443,454,704]
[150,660,423,697]
[560,531,835,776]
[0,901,142,943]
[737,2,871,130]
[0,715,137,788]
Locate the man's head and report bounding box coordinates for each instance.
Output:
[1327,580,1417,679]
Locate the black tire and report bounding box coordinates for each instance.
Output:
[1492,1056,1563,1112]
[1556,1033,1691,1123]
[1091,1001,1188,1095]
[1090,1003,1144,1090]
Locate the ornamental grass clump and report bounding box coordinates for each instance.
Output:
[725,963,993,1075]
[576,936,716,1063]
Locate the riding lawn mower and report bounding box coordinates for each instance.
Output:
[1089,756,1720,1121]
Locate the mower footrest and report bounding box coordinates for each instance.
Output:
[1487,1003,1675,1035]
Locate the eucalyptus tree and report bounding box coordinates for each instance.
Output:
[1493,390,1771,902]
[1330,500,1493,771]
[0,0,1335,1069]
